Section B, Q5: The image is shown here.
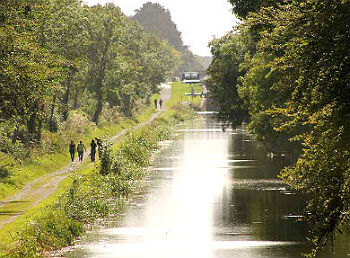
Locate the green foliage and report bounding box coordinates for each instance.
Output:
[0,0,180,154]
[0,0,65,142]
[206,31,249,127]
[7,208,83,258]
[133,2,184,50]
[208,0,350,254]
[132,2,203,75]
[0,153,16,180]
[63,176,110,221]
[228,0,285,19]
[3,109,186,257]
[194,55,212,70]
[99,119,172,179]
[100,144,113,176]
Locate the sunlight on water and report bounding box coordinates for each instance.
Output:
[83,127,231,258]
[64,118,349,258]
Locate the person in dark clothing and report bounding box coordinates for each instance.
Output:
[90,139,97,162]
[69,140,76,162]
[77,141,86,161]
[154,98,158,109]
[95,137,103,158]
[159,98,163,109]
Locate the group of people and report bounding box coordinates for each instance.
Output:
[69,137,103,162]
[69,99,164,163]
[154,98,163,109]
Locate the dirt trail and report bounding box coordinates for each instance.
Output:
[0,85,171,230]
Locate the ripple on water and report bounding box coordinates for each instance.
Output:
[230,179,288,191]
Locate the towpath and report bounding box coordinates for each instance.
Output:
[0,84,171,230]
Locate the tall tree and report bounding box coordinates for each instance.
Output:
[0,0,63,142]
[86,4,124,123]
[207,0,350,254]
[0,0,180,153]
[206,32,249,127]
[132,2,203,74]
[41,0,90,122]
[228,0,285,19]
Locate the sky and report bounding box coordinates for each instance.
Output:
[83,0,239,56]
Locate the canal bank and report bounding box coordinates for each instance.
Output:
[61,115,349,258]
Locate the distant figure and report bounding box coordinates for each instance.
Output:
[95,137,103,158]
[90,139,97,162]
[69,140,76,162]
[77,141,86,161]
[222,125,227,132]
[154,98,158,109]
[159,98,163,109]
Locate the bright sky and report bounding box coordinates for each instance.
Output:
[83,0,239,56]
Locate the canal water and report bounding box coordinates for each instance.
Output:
[64,116,349,258]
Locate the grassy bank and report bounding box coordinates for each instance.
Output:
[0,96,158,201]
[0,82,194,257]
[166,82,202,110]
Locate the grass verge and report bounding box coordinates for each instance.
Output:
[0,98,158,201]
[166,82,203,109]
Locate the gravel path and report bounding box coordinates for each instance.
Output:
[0,85,171,230]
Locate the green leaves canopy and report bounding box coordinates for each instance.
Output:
[0,0,180,142]
[207,0,350,254]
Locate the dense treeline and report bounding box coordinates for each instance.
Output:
[132,2,204,74]
[0,0,179,154]
[207,0,349,255]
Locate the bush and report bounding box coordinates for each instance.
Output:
[0,136,28,162]
[8,208,83,258]
[61,110,95,141]
[0,152,16,180]
[99,105,122,126]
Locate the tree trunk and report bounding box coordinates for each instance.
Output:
[73,86,79,109]
[92,42,109,123]
[93,88,103,123]
[36,120,42,142]
[11,124,19,144]
[26,102,43,142]
[49,95,57,132]
[62,69,76,120]
[27,113,36,136]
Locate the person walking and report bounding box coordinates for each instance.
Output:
[154,98,158,109]
[90,139,97,162]
[77,141,86,161]
[95,137,102,158]
[69,140,76,162]
[159,98,163,109]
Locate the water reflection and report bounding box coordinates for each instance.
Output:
[64,117,349,258]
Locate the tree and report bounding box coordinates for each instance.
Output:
[132,2,203,74]
[0,0,180,156]
[0,0,64,142]
[208,0,350,254]
[86,4,125,123]
[40,0,90,123]
[206,31,249,127]
[228,0,285,19]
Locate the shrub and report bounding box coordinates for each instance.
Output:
[0,152,16,180]
[61,110,95,141]
[8,208,83,258]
